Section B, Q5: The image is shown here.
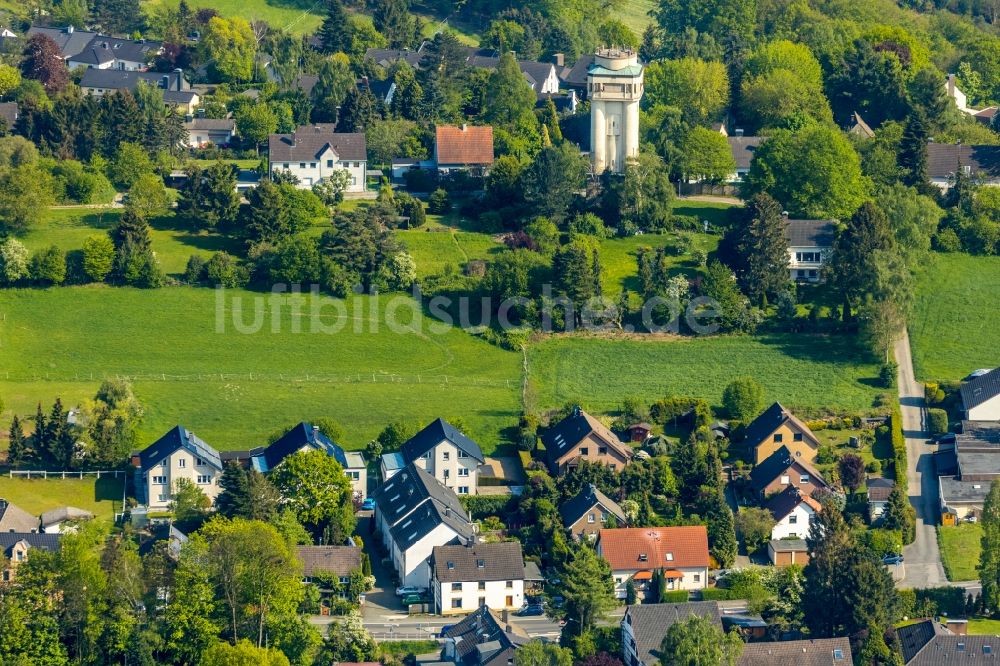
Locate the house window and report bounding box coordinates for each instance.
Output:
[800,475,810,484]
[580,447,589,456]
[310,162,316,168]
[780,475,790,485]
[773,433,783,443]
[152,476,167,485]
[178,459,186,468]
[808,270,818,278]
[458,486,469,495]
[443,452,450,461]
[458,468,469,477]
[196,457,205,465]
[15,550,23,562]
[789,515,798,525]
[196,475,212,484]
[793,433,803,442]
[452,598,462,609]
[452,583,462,591]
[283,163,289,169]
[588,513,596,524]
[666,552,673,561]
[601,512,608,522]
[444,470,450,479]
[458,450,469,458]
[599,447,608,455]
[299,162,306,169]
[351,177,357,186]
[160,459,167,467]
[506,581,513,588]
[339,576,349,584]
[477,559,485,568]
[693,574,700,582]
[447,561,455,569]
[327,160,333,167]
[423,452,431,459]
[478,581,486,590]
[638,554,648,562]
[157,494,167,502]
[349,471,360,480]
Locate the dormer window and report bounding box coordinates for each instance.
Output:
[476,559,485,568]
[458,450,469,458]
[447,561,455,569]
[773,433,783,443]
[638,553,648,562]
[666,552,673,561]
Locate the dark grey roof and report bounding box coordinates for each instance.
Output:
[268,126,367,163]
[389,496,473,551]
[728,136,764,169]
[296,74,319,96]
[748,446,826,493]
[940,476,991,506]
[542,407,630,468]
[138,426,222,472]
[364,46,428,68]
[560,54,594,88]
[163,90,198,105]
[431,542,524,583]
[768,538,807,552]
[784,219,837,247]
[463,53,555,89]
[897,620,953,664]
[400,418,485,464]
[962,367,1000,411]
[0,102,18,127]
[40,506,93,527]
[867,477,895,502]
[70,35,160,65]
[954,423,1000,479]
[80,68,184,92]
[764,485,818,521]
[184,118,234,131]
[371,463,472,550]
[443,605,529,666]
[907,635,1000,665]
[625,602,722,666]
[559,483,626,527]
[927,143,1000,180]
[738,638,852,665]
[296,545,362,577]
[0,500,39,533]
[27,26,97,59]
[257,421,349,471]
[0,532,60,556]
[743,402,820,453]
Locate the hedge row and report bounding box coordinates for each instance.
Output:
[890,403,917,544]
[698,588,732,601]
[460,494,516,520]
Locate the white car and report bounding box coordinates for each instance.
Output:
[395,586,424,597]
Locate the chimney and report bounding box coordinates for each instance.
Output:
[173,68,183,91]
[781,211,789,219]
[573,405,582,417]
[160,75,169,90]
[67,25,74,34]
[553,53,564,67]
[735,128,744,137]
[461,123,467,131]
[184,113,193,123]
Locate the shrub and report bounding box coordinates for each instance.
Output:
[805,419,828,431]
[866,460,881,474]
[933,228,961,252]
[928,408,948,435]
[30,245,66,284]
[925,382,946,404]
[699,588,731,601]
[184,255,207,284]
[428,188,451,214]
[404,168,438,192]
[660,590,689,603]
[722,377,764,423]
[879,362,897,389]
[670,214,701,230]
[82,234,114,282]
[460,495,515,520]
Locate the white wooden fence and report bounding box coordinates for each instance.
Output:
[8,469,126,479]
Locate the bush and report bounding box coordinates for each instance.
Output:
[925,382,946,405]
[915,587,967,617]
[184,255,207,284]
[460,495,515,520]
[933,228,961,252]
[670,214,701,231]
[879,362,897,389]
[928,408,948,435]
[866,460,881,474]
[660,590,689,603]
[30,245,66,284]
[428,188,451,214]
[698,588,731,601]
[404,168,438,192]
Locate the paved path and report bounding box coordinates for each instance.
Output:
[896,330,947,589]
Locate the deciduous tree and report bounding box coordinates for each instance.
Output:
[659,615,743,666]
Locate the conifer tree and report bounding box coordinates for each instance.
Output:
[319,0,351,54]
[7,415,25,466]
[734,192,789,306]
[899,110,929,191]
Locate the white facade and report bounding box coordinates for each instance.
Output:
[387,522,464,588]
[589,48,642,175]
[534,66,560,94]
[343,451,368,499]
[270,145,366,192]
[412,440,480,495]
[788,245,827,282]
[68,55,147,71]
[968,396,1000,421]
[144,449,223,512]
[771,501,817,541]
[433,576,524,615]
[610,567,707,599]
[947,74,976,115]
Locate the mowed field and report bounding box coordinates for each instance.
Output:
[610,0,656,36]
[0,287,522,452]
[910,252,1000,381]
[527,334,885,416]
[0,476,125,523]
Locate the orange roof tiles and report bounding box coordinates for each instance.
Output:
[598,526,710,571]
[436,125,494,166]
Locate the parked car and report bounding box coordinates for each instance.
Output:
[396,585,425,597]
[360,497,376,511]
[438,624,455,637]
[402,594,428,606]
[938,433,957,445]
[882,555,904,566]
[548,595,565,608]
[515,605,545,616]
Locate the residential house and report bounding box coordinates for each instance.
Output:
[596,526,709,598]
[748,445,828,501]
[738,638,852,665]
[0,102,18,130]
[441,605,530,666]
[727,133,763,182]
[0,499,39,533]
[399,418,485,496]
[767,538,809,566]
[40,507,93,533]
[559,483,628,539]
[251,421,367,499]
[536,90,578,115]
[927,143,1000,190]
[380,451,406,481]
[939,421,1000,521]
[268,125,367,192]
[542,406,633,476]
[0,532,60,582]
[296,545,362,599]
[364,45,429,69]
[975,107,999,127]
[784,217,836,283]
[961,367,1000,420]
[133,426,224,512]
[434,125,494,174]
[744,402,821,464]
[27,25,98,60]
[765,486,822,540]
[429,542,525,615]
[80,68,199,113]
[946,73,977,115]
[891,619,994,665]
[370,463,475,588]
[464,51,560,94]
[867,477,895,524]
[67,36,162,71]
[847,112,875,139]
[183,117,236,148]
[559,54,594,97]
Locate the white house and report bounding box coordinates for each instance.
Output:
[380,451,406,481]
[268,125,367,192]
[867,478,895,525]
[927,143,1000,190]
[946,73,976,115]
[133,426,224,512]
[765,486,821,541]
[783,217,836,283]
[726,133,763,182]
[962,367,1000,420]
[28,26,161,70]
[184,117,236,149]
[429,542,525,615]
[371,463,476,588]
[250,421,367,499]
[400,418,485,495]
[596,526,709,599]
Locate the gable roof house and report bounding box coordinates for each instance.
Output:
[766,485,822,541]
[429,542,525,614]
[441,604,530,666]
[268,125,367,192]
[738,638,852,666]
[434,125,495,174]
[79,68,199,112]
[749,445,828,501]
[961,366,1000,420]
[132,426,224,514]
[183,117,236,149]
[0,532,61,582]
[622,601,724,666]
[895,618,1000,665]
[40,506,93,534]
[560,483,628,539]
[27,25,98,60]
[0,499,39,533]
[784,217,837,283]
[847,112,875,139]
[251,422,367,499]
[744,402,821,464]
[296,545,363,598]
[400,418,485,495]
[727,134,764,181]
[464,51,561,94]
[927,143,1000,190]
[559,54,595,95]
[867,477,896,524]
[939,420,1000,521]
[67,35,162,71]
[597,526,709,598]
[543,407,633,476]
[370,462,476,587]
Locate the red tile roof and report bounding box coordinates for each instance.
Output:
[598,526,709,571]
[436,125,494,166]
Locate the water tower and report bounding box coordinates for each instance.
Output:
[588,47,643,175]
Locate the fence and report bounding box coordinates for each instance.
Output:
[8,469,126,479]
[368,632,444,641]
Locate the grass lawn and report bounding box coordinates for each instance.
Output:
[21,209,242,277]
[599,231,719,295]
[0,287,521,452]
[397,229,504,278]
[143,0,323,35]
[910,252,1000,381]
[610,0,656,36]
[938,523,982,582]
[0,476,125,523]
[969,618,1000,635]
[527,333,885,417]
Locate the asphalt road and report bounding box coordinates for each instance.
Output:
[896,330,948,589]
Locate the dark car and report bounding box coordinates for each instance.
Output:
[515,605,545,616]
[548,595,565,608]
[937,433,957,445]
[882,555,904,566]
[438,624,455,637]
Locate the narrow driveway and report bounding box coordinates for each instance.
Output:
[895,330,947,588]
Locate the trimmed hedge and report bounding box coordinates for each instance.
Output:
[660,590,690,603]
[890,403,907,494]
[928,408,948,435]
[460,495,516,519]
[699,588,732,601]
